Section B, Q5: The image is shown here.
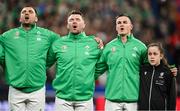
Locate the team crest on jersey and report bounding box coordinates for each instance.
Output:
[159,72,164,79]
[61,45,67,52]
[85,45,90,49]
[132,53,136,57]
[14,31,19,39]
[37,31,41,35]
[144,71,147,75]
[111,47,116,53]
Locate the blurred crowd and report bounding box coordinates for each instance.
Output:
[0,0,180,99]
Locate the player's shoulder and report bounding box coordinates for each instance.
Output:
[1,27,19,37]
[132,37,146,48]
[36,27,53,33]
[36,26,59,37]
[105,38,118,47]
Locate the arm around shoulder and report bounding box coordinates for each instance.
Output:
[95,51,108,80]
[167,72,177,110]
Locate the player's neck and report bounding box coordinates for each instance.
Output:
[22,24,34,30]
[121,35,127,43]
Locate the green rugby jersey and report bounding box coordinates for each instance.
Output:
[0,24,59,92]
[47,32,102,100]
[96,34,148,102]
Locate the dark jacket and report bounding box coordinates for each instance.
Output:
[138,63,176,110]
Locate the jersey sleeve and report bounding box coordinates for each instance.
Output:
[46,42,57,69]
[0,35,5,65]
[95,50,108,80]
[166,69,176,110]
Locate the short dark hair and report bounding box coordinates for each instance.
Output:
[68,10,84,17]
[21,6,38,15]
[116,13,133,24]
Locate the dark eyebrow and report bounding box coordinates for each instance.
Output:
[21,7,38,14]
[116,13,133,24]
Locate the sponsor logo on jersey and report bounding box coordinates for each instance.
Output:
[111,47,116,53]
[14,31,19,39]
[85,45,90,55]
[36,31,41,41]
[159,72,164,79]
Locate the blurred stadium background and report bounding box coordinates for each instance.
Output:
[0,0,179,110]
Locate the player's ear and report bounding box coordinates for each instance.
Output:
[35,16,38,22]
[19,17,22,22]
[82,23,85,29]
[160,54,163,60]
[130,24,133,30]
[67,24,69,29]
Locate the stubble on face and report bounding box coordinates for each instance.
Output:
[67,14,85,34]
[20,7,37,28]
